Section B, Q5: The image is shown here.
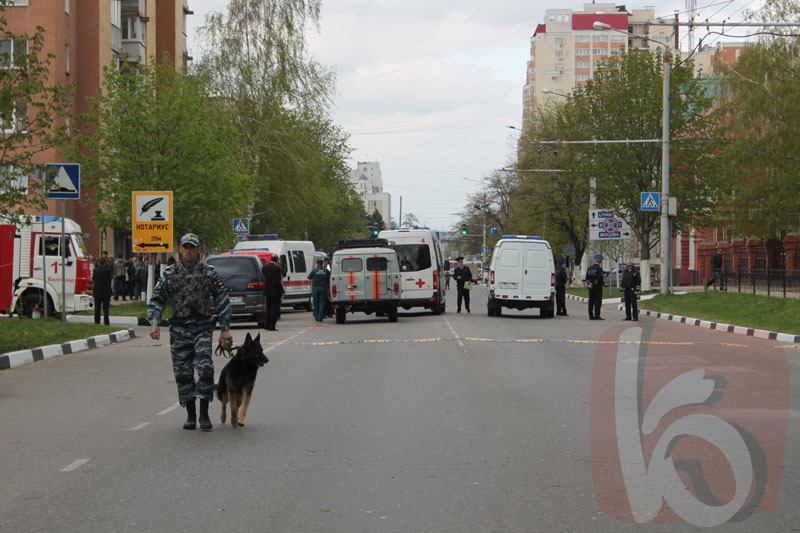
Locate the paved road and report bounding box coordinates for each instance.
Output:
[1,288,798,532]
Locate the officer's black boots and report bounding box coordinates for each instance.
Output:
[199,399,213,431]
[183,400,197,430]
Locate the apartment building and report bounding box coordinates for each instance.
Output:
[3,0,192,257]
[351,161,392,225]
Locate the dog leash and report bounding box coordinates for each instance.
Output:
[215,337,236,358]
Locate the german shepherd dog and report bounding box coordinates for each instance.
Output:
[216,332,269,428]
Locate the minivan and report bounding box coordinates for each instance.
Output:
[328,238,402,324]
[232,234,315,311]
[205,254,265,323]
[487,235,555,318]
[378,227,448,314]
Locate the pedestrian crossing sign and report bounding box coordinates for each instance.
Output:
[641,192,660,211]
[233,218,250,234]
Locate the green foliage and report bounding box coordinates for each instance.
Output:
[711,37,800,239]
[193,0,364,253]
[0,318,123,355]
[508,105,591,264]
[0,15,73,215]
[547,50,711,262]
[72,61,252,250]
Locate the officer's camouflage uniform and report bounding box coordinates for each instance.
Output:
[147,260,232,406]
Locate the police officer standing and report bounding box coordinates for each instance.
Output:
[261,253,284,331]
[308,257,330,322]
[555,257,569,316]
[621,261,641,321]
[453,257,473,313]
[584,254,605,320]
[147,233,232,432]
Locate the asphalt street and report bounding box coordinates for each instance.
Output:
[1,288,798,532]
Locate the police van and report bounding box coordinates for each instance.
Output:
[232,234,315,310]
[328,239,401,324]
[487,235,555,318]
[378,227,448,314]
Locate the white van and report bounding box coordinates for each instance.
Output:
[487,235,555,318]
[378,227,448,314]
[232,234,315,310]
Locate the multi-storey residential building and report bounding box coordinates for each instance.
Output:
[351,161,392,225]
[524,3,674,121]
[522,4,755,287]
[4,0,192,257]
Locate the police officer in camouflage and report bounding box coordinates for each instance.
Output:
[148,233,233,431]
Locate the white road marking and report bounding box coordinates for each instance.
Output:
[125,423,150,431]
[61,459,90,472]
[444,317,464,347]
[157,403,180,416]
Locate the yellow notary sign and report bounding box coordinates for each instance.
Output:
[132,191,174,252]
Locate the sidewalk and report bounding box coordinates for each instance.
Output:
[566,287,800,344]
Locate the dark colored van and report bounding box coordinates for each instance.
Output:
[205,254,265,323]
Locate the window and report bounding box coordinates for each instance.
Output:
[366,257,388,272]
[576,35,590,42]
[393,244,431,272]
[555,50,563,59]
[341,258,363,272]
[122,16,139,40]
[0,38,28,69]
[555,37,565,46]
[593,34,608,42]
[0,166,27,194]
[290,250,307,273]
[6,0,29,5]
[0,100,28,133]
[39,236,71,258]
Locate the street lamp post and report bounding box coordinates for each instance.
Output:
[593,20,672,295]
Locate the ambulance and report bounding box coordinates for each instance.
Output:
[1,215,93,317]
[378,227,448,314]
[486,235,556,318]
[232,234,315,310]
[328,238,401,324]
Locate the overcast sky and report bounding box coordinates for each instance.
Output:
[186,0,762,232]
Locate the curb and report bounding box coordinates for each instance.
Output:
[633,309,800,344]
[566,293,800,344]
[0,328,137,370]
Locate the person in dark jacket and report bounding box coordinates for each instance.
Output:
[92,257,113,325]
[453,257,474,313]
[555,257,569,316]
[584,254,605,320]
[706,250,724,290]
[621,261,641,321]
[261,253,284,331]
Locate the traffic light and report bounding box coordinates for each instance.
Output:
[372,223,379,236]
[461,224,467,236]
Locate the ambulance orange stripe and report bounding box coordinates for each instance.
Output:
[347,256,357,301]
[372,254,381,300]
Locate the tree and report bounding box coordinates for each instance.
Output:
[0,12,73,215]
[365,209,387,236]
[507,104,591,267]
[710,35,800,238]
[73,60,252,250]
[194,0,363,251]
[566,49,713,274]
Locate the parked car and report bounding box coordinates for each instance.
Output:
[205,253,265,323]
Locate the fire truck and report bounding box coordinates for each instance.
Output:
[1,215,94,317]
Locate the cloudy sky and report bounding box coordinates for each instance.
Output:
[186,0,761,232]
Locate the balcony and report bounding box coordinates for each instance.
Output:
[122,0,145,16]
[122,40,146,63]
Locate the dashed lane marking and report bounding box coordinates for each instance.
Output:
[282,337,759,349]
[61,459,90,472]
